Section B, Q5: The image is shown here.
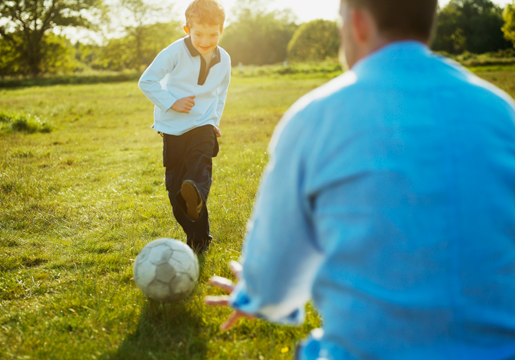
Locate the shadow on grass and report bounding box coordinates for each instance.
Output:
[103,299,208,360]
[103,256,210,360]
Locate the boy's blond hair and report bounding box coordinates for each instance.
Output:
[185,0,225,30]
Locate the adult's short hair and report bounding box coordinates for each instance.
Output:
[344,0,438,40]
[185,0,225,30]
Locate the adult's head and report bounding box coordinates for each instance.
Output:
[339,0,438,68]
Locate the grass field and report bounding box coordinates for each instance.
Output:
[0,75,328,360]
[2,68,515,360]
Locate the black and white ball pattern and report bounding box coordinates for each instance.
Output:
[133,238,199,303]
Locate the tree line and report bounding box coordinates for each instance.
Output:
[1,0,515,78]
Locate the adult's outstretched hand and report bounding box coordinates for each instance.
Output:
[205,261,256,331]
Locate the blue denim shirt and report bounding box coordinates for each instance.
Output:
[230,42,515,359]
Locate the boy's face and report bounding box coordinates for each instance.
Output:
[184,22,223,56]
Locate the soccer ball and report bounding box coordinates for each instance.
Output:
[133,238,199,303]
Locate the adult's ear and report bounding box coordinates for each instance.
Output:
[351,7,373,44]
[183,26,190,35]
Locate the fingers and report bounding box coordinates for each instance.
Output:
[229,261,242,280]
[210,276,235,293]
[176,96,195,113]
[205,262,254,332]
[172,96,197,113]
[185,96,195,108]
[180,102,194,113]
[203,296,243,331]
[182,99,195,113]
[220,311,244,331]
[204,295,230,306]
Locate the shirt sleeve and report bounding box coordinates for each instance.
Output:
[138,47,178,112]
[229,108,324,324]
[215,62,231,126]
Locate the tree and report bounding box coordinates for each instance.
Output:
[220,0,298,65]
[74,41,102,71]
[0,35,23,77]
[0,0,102,77]
[97,21,182,71]
[432,0,510,54]
[38,33,77,73]
[0,32,77,77]
[114,0,178,70]
[90,0,181,71]
[287,20,339,62]
[502,3,515,46]
[432,5,466,53]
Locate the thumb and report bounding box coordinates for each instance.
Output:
[189,95,196,99]
[229,261,242,280]
[220,311,243,331]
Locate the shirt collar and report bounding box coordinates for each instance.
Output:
[184,36,221,62]
[352,40,430,73]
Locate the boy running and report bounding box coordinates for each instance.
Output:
[138,0,230,254]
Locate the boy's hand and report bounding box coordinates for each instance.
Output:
[171,95,195,113]
[213,126,222,138]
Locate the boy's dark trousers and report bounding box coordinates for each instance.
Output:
[163,125,219,250]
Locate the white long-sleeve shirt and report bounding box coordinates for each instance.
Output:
[139,36,231,136]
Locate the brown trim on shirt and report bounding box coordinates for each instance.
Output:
[184,36,221,86]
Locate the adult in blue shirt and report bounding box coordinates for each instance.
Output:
[206,0,515,358]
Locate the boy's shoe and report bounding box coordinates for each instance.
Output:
[189,236,212,255]
[181,180,203,220]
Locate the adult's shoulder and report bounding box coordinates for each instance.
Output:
[280,71,359,127]
[435,54,515,112]
[269,71,359,154]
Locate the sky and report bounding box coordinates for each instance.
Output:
[175,0,341,23]
[68,0,514,43]
[174,0,514,24]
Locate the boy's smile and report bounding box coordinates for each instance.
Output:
[184,23,223,57]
